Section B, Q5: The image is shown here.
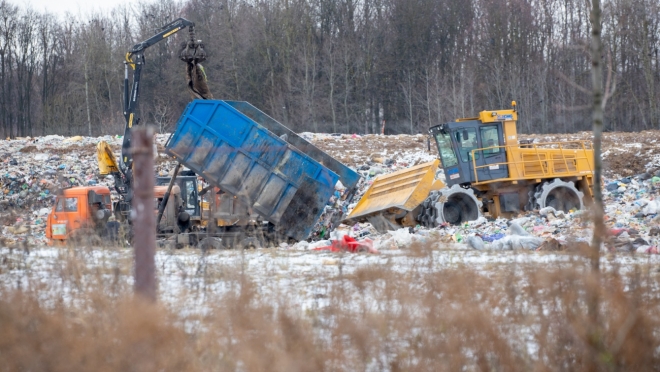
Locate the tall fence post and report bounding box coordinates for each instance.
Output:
[132,127,157,301]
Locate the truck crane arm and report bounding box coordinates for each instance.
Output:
[121,17,206,176]
[99,17,209,221]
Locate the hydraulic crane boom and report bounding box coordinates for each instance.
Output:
[121,18,206,178]
[103,17,209,220]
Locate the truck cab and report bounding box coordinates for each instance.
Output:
[155,173,201,219]
[46,186,113,244]
[156,171,260,230]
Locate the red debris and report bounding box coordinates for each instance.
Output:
[314,235,379,254]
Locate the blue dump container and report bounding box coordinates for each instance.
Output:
[165,100,345,241]
[222,101,360,194]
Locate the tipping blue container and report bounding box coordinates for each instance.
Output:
[222,101,360,194]
[165,99,344,241]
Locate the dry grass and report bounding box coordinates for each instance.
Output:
[0,293,193,371]
[0,243,659,371]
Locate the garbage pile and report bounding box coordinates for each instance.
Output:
[3,131,660,254]
[309,173,660,254]
[0,134,177,246]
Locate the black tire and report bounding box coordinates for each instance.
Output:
[104,221,120,242]
[239,236,262,250]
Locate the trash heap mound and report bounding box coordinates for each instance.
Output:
[4,131,660,252]
[1,134,177,246]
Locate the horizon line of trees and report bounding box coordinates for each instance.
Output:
[0,0,657,138]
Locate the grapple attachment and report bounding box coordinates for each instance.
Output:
[179,25,207,64]
[178,25,212,99]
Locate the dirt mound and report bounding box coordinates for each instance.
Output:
[310,134,431,168]
[18,145,38,153]
[604,151,647,176]
[309,130,657,177]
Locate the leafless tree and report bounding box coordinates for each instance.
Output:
[0,0,657,138]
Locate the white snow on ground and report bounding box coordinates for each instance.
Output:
[3,243,660,361]
[2,246,659,314]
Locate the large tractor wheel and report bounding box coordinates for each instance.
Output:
[534,178,584,213]
[417,185,482,227]
[238,236,263,249]
[416,191,441,228]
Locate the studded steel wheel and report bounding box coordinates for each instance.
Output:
[534,178,584,213]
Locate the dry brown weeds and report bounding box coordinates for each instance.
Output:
[0,245,659,371]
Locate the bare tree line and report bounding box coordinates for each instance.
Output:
[0,0,658,138]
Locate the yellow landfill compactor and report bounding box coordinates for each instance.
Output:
[346,102,595,232]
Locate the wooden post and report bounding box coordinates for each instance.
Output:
[132,127,157,301]
[588,1,605,368]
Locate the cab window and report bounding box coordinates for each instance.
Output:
[185,181,196,210]
[455,128,480,162]
[434,132,458,168]
[55,197,78,212]
[56,197,78,212]
[480,125,502,157]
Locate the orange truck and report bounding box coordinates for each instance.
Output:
[45,184,190,246]
[45,186,117,244]
[44,177,258,247]
[45,180,194,246]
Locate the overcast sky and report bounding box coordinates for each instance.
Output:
[24,0,132,17]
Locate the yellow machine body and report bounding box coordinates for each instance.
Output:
[346,102,595,228]
[345,159,445,230]
[97,141,120,175]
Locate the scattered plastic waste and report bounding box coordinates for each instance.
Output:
[467,235,485,250]
[4,132,660,255]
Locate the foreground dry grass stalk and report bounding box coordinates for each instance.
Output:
[0,244,659,371]
[0,293,192,371]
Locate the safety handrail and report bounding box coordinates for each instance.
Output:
[469,140,594,184]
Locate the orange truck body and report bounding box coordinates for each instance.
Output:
[46,183,254,245]
[45,186,113,244]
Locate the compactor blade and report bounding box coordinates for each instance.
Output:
[345,160,442,229]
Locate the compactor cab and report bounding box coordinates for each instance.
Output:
[429,109,514,185]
